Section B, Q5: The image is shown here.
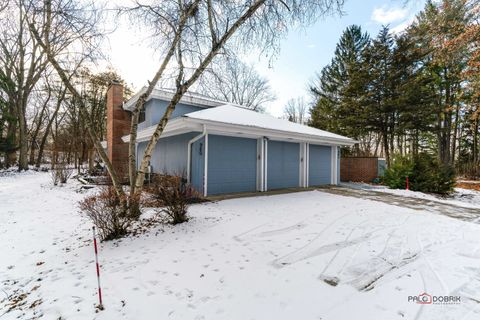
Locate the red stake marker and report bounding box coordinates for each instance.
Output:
[406,176,409,191]
[92,226,104,310]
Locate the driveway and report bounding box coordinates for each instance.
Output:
[320,185,480,223]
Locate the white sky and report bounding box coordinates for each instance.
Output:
[101,0,426,117]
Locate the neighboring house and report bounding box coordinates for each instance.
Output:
[105,82,356,196]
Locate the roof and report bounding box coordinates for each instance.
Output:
[184,105,353,142]
[123,87,234,111]
[124,104,356,146]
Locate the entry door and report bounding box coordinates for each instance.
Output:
[190,137,205,194]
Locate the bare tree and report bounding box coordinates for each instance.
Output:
[25,0,127,199]
[284,97,307,124]
[124,0,344,213]
[0,1,48,170]
[197,57,276,111]
[35,81,66,168]
[27,0,344,217]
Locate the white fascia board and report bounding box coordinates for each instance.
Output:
[123,117,357,146]
[184,118,357,146]
[123,88,226,111]
[121,118,203,143]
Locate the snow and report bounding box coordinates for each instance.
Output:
[342,182,480,210]
[2,172,480,319]
[184,104,355,144]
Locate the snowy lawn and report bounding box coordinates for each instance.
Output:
[2,172,480,320]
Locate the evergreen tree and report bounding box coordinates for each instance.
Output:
[361,26,397,165]
[310,25,371,153]
[409,0,471,165]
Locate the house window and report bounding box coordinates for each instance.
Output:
[139,106,145,123]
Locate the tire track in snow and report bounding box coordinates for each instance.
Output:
[270,212,353,268]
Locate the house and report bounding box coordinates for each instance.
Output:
[105,82,356,196]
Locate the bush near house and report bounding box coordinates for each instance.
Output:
[148,175,202,224]
[79,187,130,241]
[383,153,455,195]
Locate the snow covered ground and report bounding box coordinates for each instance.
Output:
[2,172,480,320]
[343,182,480,210]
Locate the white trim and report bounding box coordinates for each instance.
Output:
[122,118,203,143]
[203,133,209,197]
[306,143,310,187]
[125,117,356,146]
[264,138,268,191]
[299,143,303,187]
[300,142,308,188]
[331,146,338,185]
[256,138,264,192]
[123,87,230,111]
[185,117,356,146]
[333,146,339,185]
[186,126,207,183]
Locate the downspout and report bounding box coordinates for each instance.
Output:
[187,125,207,184]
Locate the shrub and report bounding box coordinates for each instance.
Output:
[149,175,201,224]
[50,163,73,185]
[79,187,130,241]
[382,156,414,189]
[383,153,455,195]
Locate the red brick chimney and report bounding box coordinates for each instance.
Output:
[106,81,130,177]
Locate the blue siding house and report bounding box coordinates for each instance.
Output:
[115,87,355,196]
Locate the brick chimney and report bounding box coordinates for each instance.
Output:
[106,81,130,177]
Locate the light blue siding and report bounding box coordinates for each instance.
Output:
[207,135,257,195]
[139,99,203,130]
[267,141,300,190]
[190,137,205,194]
[136,132,200,176]
[309,145,331,185]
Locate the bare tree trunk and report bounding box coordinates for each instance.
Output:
[451,103,460,165]
[133,0,267,198]
[383,130,390,167]
[28,17,125,200]
[5,114,17,167]
[127,0,202,195]
[17,99,29,170]
[29,90,51,164]
[474,116,479,165]
[36,88,64,168]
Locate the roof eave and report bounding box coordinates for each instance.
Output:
[123,88,228,111]
[123,117,357,146]
[184,117,356,146]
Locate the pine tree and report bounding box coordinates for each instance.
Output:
[409,0,471,165]
[361,26,397,165]
[310,25,371,153]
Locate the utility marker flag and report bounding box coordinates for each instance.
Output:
[92,226,104,310]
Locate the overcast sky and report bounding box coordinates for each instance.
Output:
[104,0,426,117]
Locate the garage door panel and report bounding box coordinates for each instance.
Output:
[309,145,331,185]
[207,135,257,195]
[267,141,300,190]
